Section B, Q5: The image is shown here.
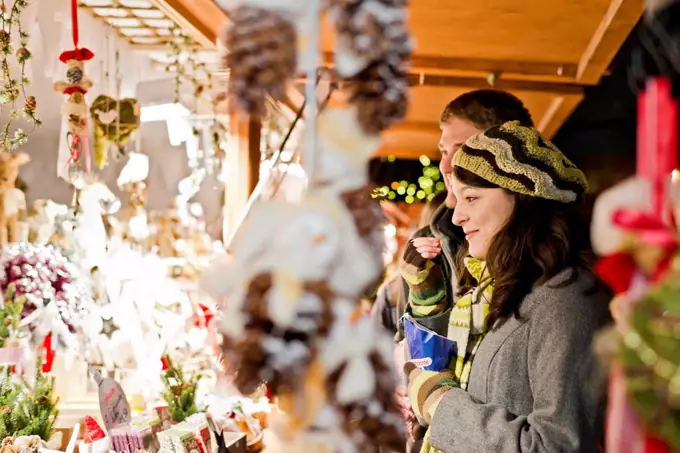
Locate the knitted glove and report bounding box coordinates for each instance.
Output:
[405,362,458,425]
[399,238,447,317]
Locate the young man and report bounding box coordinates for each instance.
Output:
[370,191,447,340]
[388,89,534,453]
[373,89,534,340]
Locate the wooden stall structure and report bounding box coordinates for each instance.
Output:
[80,0,644,229]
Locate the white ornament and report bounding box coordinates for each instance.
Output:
[268,271,304,328]
[335,355,375,404]
[314,107,382,192]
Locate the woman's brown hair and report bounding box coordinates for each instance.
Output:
[453,167,595,329]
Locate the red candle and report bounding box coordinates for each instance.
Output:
[637,77,678,217]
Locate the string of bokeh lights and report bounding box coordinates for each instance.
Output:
[373,155,446,203]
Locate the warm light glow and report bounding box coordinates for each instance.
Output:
[673,169,680,183]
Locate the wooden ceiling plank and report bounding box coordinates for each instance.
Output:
[410,74,584,96]
[576,0,643,84]
[374,146,439,160]
[321,52,577,79]
[148,0,226,47]
[389,121,441,134]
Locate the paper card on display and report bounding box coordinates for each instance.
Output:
[90,367,131,431]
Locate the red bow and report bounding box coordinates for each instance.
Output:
[58,48,94,63]
[193,304,215,328]
[63,86,87,95]
[595,209,677,294]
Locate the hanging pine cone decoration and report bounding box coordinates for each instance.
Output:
[66,66,83,85]
[0,30,9,48]
[340,185,385,293]
[15,47,30,63]
[350,60,409,134]
[327,0,413,64]
[223,272,335,396]
[326,351,406,452]
[24,95,36,113]
[222,5,297,115]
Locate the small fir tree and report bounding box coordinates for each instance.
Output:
[0,369,22,438]
[161,355,201,423]
[0,287,25,347]
[0,356,59,441]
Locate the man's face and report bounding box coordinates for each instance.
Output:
[438,117,482,208]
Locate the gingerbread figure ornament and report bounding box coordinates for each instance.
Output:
[0,152,30,247]
[54,47,94,178]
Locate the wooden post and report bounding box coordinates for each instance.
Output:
[223,112,262,242]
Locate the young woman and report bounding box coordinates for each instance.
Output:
[403,121,611,453]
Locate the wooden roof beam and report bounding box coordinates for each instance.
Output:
[148,0,227,47]
[576,0,643,83]
[374,146,439,160]
[410,74,584,95]
[322,52,577,80]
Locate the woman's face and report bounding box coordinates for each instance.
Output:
[450,175,515,259]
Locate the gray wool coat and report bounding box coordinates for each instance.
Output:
[419,267,612,453]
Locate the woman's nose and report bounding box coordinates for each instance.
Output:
[452,208,466,226]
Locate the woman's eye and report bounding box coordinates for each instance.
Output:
[465,196,477,203]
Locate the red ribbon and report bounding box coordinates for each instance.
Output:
[71,0,79,49]
[58,0,92,176]
[58,48,94,64]
[41,333,54,373]
[595,252,637,294]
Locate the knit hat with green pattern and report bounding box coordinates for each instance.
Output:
[452,121,588,203]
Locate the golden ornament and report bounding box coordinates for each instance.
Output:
[2,87,18,103]
[24,95,36,112]
[15,47,29,60]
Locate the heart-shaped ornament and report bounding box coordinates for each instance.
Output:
[90,94,140,168]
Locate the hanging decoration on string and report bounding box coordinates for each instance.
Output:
[0,0,41,151]
[166,28,227,174]
[53,0,94,182]
[207,0,413,450]
[91,46,140,169]
[90,95,139,168]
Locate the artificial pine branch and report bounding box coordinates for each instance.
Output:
[0,369,21,438]
[6,355,59,441]
[0,286,25,347]
[160,354,201,423]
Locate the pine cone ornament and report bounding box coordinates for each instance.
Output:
[66,66,83,85]
[223,272,335,396]
[328,0,413,64]
[340,185,385,293]
[350,60,409,134]
[325,340,406,451]
[24,96,36,113]
[15,48,30,62]
[222,5,297,115]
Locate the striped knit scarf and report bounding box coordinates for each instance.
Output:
[420,257,493,453]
